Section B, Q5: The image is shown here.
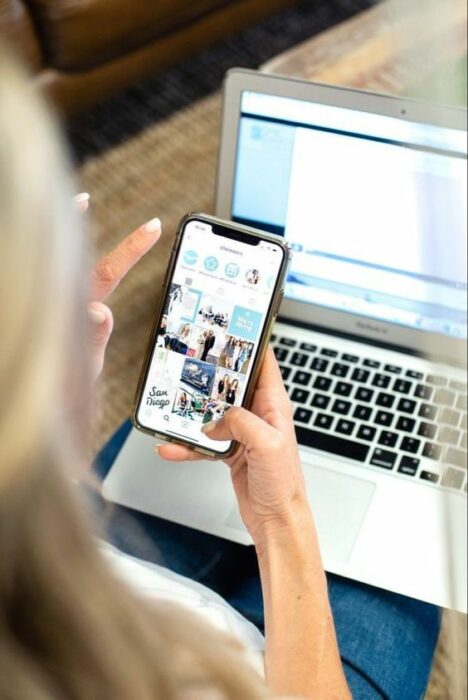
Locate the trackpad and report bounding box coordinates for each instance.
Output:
[305,466,376,563]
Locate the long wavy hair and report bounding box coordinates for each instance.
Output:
[0,42,272,700]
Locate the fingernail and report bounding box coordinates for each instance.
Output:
[74,192,90,203]
[201,421,216,434]
[88,305,106,325]
[144,217,161,234]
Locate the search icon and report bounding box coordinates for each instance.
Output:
[163,414,169,422]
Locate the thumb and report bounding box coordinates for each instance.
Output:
[202,407,276,451]
[88,302,114,377]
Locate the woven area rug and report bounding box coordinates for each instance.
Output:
[75,3,465,699]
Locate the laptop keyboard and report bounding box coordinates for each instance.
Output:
[271,334,467,494]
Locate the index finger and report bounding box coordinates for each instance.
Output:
[91,217,161,302]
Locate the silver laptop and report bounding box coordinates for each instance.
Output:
[103,70,467,612]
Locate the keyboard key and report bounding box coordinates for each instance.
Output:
[393,379,412,394]
[342,353,359,363]
[420,470,439,483]
[290,387,310,404]
[334,381,353,397]
[438,426,459,446]
[456,394,468,412]
[310,357,329,372]
[331,362,350,378]
[395,416,416,433]
[397,398,417,414]
[274,346,289,362]
[356,425,376,441]
[422,442,443,461]
[461,414,467,431]
[331,399,351,416]
[460,433,467,451]
[384,364,402,374]
[400,436,421,454]
[406,369,424,380]
[398,456,419,476]
[270,334,277,342]
[279,337,296,347]
[414,384,433,400]
[426,374,447,386]
[293,407,312,424]
[311,393,331,410]
[418,421,437,439]
[320,348,338,357]
[446,447,467,469]
[354,404,373,421]
[300,342,317,352]
[374,410,393,427]
[351,368,370,383]
[293,370,312,386]
[279,365,291,380]
[419,403,438,421]
[433,389,455,407]
[355,387,374,403]
[372,373,391,389]
[295,425,370,462]
[284,384,291,394]
[449,379,467,392]
[314,413,334,430]
[313,375,332,391]
[442,467,465,490]
[375,392,395,408]
[363,359,380,368]
[440,408,460,426]
[336,419,355,436]
[370,448,397,470]
[378,430,398,448]
[290,352,308,367]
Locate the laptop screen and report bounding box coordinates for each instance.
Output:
[231,91,467,340]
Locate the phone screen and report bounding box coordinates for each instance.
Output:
[135,217,286,454]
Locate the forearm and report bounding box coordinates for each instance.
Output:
[255,505,351,700]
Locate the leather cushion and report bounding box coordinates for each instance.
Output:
[24,0,233,70]
[0,0,42,69]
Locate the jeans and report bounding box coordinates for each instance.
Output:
[92,419,441,700]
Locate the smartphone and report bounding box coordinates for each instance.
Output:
[132,213,290,457]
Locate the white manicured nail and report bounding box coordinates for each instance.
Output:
[144,217,161,233]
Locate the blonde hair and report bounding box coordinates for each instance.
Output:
[0,42,272,700]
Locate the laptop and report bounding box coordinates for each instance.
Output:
[103,69,467,612]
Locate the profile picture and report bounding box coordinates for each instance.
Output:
[245,268,260,285]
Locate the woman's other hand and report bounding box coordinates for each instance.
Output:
[158,347,310,543]
[87,212,161,379]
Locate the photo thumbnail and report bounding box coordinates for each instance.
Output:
[212,368,244,406]
[172,388,229,425]
[245,268,260,285]
[181,358,216,397]
[187,325,227,365]
[219,335,254,374]
[197,294,232,330]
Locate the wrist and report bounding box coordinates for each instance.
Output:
[252,498,316,559]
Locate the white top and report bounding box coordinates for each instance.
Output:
[100,542,265,675]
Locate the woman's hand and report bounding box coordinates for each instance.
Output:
[158,347,311,543]
[88,214,161,379]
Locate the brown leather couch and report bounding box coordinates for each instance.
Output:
[0,0,296,116]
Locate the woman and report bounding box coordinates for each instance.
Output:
[217,373,230,401]
[176,392,189,416]
[0,45,440,700]
[194,329,207,359]
[155,315,168,348]
[225,378,239,406]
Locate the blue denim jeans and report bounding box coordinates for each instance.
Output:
[92,420,441,700]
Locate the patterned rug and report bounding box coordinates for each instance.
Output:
[73,2,465,698]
